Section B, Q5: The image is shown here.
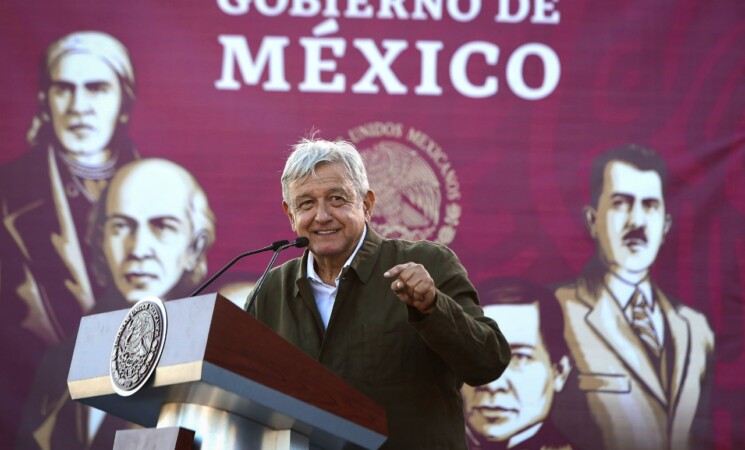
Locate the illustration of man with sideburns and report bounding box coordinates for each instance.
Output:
[0,31,139,439]
[553,144,715,450]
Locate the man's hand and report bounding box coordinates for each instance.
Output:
[384,262,437,314]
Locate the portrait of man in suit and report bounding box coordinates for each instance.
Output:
[14,158,216,450]
[553,144,715,450]
[463,278,572,450]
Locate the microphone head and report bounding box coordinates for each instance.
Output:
[271,239,291,251]
[293,237,310,248]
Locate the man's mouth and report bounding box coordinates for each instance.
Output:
[124,272,157,283]
[475,406,518,420]
[67,124,94,135]
[314,230,338,236]
[622,228,647,248]
[623,237,647,247]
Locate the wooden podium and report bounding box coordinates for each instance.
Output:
[67,294,388,450]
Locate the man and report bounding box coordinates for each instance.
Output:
[463,279,572,450]
[87,158,216,307]
[14,158,216,449]
[553,144,715,450]
[0,31,139,344]
[252,137,511,450]
[0,31,139,441]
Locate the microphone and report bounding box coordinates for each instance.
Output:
[244,236,309,313]
[188,239,291,297]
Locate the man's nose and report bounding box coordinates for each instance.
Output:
[628,201,646,227]
[128,228,156,259]
[314,202,332,222]
[483,366,513,394]
[70,89,92,114]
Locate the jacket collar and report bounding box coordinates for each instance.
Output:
[293,224,384,295]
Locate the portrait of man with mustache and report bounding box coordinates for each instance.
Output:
[552,144,714,450]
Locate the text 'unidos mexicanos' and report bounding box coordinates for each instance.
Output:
[214,0,562,100]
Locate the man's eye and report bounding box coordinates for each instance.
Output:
[107,221,130,233]
[152,219,178,233]
[87,82,112,93]
[50,85,72,96]
[330,196,346,206]
[511,352,533,364]
[297,201,313,210]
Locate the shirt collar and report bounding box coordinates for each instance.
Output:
[306,226,367,284]
[606,272,654,310]
[508,422,543,448]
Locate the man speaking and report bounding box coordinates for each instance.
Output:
[251,136,511,449]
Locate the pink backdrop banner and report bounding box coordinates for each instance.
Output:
[0,0,743,448]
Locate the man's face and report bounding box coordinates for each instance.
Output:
[462,304,558,442]
[103,169,194,303]
[48,52,122,161]
[283,162,374,268]
[587,161,671,277]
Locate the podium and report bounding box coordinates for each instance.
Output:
[67,294,388,449]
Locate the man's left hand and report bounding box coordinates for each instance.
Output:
[384,262,436,314]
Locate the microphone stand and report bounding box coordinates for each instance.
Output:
[189,240,290,297]
[244,237,309,313]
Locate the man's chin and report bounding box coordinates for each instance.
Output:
[60,142,109,158]
[618,261,655,275]
[123,287,164,304]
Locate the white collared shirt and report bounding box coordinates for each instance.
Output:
[606,274,665,347]
[508,422,543,448]
[306,227,367,328]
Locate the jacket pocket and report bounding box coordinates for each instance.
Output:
[362,321,428,386]
[577,373,631,393]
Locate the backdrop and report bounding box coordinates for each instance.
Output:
[0,0,743,449]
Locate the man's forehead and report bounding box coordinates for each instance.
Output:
[106,182,190,222]
[50,52,118,83]
[290,167,356,196]
[603,161,663,197]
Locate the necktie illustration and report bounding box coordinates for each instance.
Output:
[630,290,661,359]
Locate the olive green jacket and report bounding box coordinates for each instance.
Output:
[254,227,510,450]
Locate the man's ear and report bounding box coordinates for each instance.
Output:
[185,231,209,271]
[664,213,672,236]
[37,91,50,121]
[282,201,296,231]
[362,190,376,222]
[583,205,598,239]
[552,355,572,393]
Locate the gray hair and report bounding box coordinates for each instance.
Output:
[28,31,136,146]
[281,137,370,207]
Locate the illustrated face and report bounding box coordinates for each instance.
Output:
[283,162,374,269]
[103,169,195,303]
[587,161,671,278]
[47,52,122,162]
[463,304,561,442]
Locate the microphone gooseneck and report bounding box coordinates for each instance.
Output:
[244,236,309,313]
[188,239,291,297]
